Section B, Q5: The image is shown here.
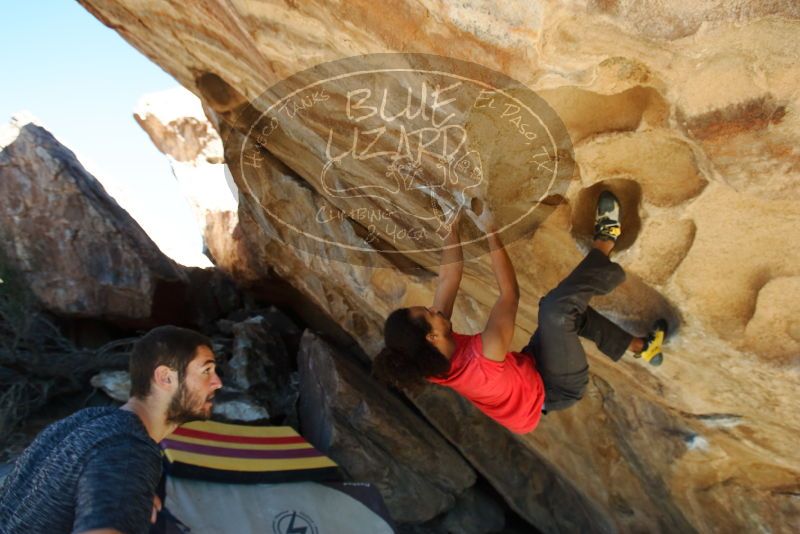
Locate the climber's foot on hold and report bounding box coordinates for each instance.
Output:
[593,190,621,256]
[635,319,668,367]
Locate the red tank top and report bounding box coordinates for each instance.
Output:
[427,332,545,434]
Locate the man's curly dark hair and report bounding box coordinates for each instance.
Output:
[372,308,451,391]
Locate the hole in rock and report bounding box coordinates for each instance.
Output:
[571,179,642,252]
[470,196,484,216]
[538,86,668,143]
[540,194,566,207]
[195,71,248,113]
[151,279,193,327]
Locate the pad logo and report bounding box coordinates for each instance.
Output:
[273,510,318,534]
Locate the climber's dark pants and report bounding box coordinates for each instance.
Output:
[521,249,632,412]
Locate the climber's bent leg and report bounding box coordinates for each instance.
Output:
[578,307,633,362]
[522,249,627,411]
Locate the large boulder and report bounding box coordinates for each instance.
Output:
[297,331,475,523]
[0,115,185,322]
[0,115,242,329]
[411,383,617,532]
[80,2,800,532]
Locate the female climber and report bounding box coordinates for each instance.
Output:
[372,191,666,434]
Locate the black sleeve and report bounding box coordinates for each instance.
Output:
[72,439,161,534]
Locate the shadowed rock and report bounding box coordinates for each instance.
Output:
[297,331,475,523]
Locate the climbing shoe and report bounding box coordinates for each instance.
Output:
[594,190,621,242]
[635,319,668,366]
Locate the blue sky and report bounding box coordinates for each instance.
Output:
[0,1,208,266]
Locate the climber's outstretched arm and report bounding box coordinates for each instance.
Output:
[481,229,520,362]
[432,215,463,319]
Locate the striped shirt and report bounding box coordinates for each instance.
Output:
[0,407,161,534]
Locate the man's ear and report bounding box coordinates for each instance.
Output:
[426,332,437,343]
[153,365,176,391]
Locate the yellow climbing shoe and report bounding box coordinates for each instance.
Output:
[636,319,667,366]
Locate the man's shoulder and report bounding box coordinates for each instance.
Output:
[26,407,114,448]
[0,409,160,533]
[79,408,157,448]
[53,406,121,426]
[44,406,111,428]
[41,407,156,455]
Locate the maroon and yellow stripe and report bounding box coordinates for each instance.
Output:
[163,421,338,472]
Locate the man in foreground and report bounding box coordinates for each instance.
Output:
[0,325,222,534]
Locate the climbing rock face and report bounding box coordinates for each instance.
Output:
[0,115,185,320]
[80,1,800,531]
